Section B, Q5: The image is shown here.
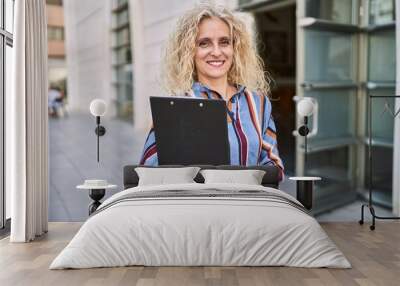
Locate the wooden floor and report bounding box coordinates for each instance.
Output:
[0,222,399,286]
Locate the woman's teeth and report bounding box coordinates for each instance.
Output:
[207,60,224,67]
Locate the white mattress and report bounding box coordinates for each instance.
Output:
[50,183,351,269]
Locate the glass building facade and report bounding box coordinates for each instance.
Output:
[240,0,397,213]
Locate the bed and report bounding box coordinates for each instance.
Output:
[50,165,350,269]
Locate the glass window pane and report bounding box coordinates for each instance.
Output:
[115,47,131,65]
[114,9,129,28]
[305,0,353,24]
[111,2,133,120]
[116,84,133,119]
[367,89,395,142]
[5,0,15,33]
[368,30,396,82]
[48,27,54,40]
[48,27,64,41]
[306,89,356,141]
[0,1,2,29]
[114,0,128,8]
[364,145,392,206]
[306,146,350,183]
[58,28,63,40]
[46,0,63,5]
[0,40,3,227]
[6,44,13,104]
[113,28,130,47]
[5,44,13,219]
[114,64,132,84]
[369,0,395,25]
[304,30,354,82]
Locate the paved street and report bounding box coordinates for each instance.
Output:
[49,113,393,222]
[49,113,146,221]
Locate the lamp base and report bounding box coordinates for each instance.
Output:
[88,189,105,215]
[296,180,313,210]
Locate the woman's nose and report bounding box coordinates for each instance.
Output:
[210,44,222,56]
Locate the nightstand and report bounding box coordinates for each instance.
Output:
[289,177,321,210]
[77,180,117,215]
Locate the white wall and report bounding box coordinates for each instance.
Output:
[64,0,114,116]
[131,0,238,131]
[60,0,291,194]
[48,58,67,84]
[63,0,239,124]
[393,0,400,216]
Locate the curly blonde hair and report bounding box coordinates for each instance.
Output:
[161,3,272,96]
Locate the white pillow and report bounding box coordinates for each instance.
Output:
[135,167,200,186]
[200,169,266,185]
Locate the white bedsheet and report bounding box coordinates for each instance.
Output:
[50,183,351,269]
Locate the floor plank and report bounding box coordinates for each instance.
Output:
[0,222,399,286]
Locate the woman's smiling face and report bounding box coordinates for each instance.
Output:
[194,16,234,83]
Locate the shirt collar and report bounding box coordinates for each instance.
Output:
[191,81,246,100]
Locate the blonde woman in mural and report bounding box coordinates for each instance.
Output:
[140,3,284,178]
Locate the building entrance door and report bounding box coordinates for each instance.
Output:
[254,3,297,174]
[295,0,360,213]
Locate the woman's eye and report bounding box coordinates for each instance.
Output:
[198,41,209,48]
[220,39,231,46]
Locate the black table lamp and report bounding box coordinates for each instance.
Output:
[89,99,107,162]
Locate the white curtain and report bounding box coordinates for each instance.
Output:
[394,0,400,216]
[7,0,48,242]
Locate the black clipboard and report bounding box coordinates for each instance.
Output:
[150,96,230,165]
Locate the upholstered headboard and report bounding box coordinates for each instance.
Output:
[123,165,281,189]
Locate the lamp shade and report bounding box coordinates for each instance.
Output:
[89,99,107,117]
[297,98,315,117]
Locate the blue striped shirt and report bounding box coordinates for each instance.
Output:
[140,82,284,176]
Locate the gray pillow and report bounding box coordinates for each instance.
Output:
[200,169,266,185]
[135,167,201,186]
